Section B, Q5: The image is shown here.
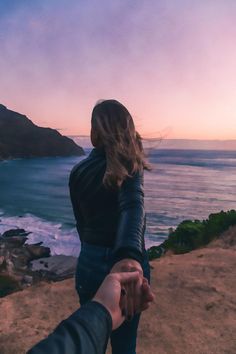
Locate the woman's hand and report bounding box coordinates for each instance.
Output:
[110,258,143,276]
[110,259,144,320]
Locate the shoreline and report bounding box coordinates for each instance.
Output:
[1,210,236,297]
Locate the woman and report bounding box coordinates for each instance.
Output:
[69,99,152,354]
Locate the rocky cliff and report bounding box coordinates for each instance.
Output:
[0,104,84,159]
[0,228,77,297]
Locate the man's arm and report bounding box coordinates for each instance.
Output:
[27,270,154,354]
[27,301,112,354]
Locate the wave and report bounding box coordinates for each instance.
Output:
[0,210,163,255]
[0,210,81,256]
[1,147,235,255]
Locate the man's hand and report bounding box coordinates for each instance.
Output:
[93,272,154,330]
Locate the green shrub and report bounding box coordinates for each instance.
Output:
[147,245,166,260]
[203,210,236,245]
[147,210,236,259]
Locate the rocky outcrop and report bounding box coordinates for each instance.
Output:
[30,255,77,281]
[0,104,85,159]
[0,228,77,297]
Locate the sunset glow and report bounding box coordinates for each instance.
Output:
[0,0,236,139]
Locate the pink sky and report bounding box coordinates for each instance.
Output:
[0,1,236,139]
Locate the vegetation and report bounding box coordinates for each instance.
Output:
[0,275,20,297]
[147,210,236,260]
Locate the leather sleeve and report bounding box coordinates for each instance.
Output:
[68,165,84,237]
[27,301,112,354]
[112,168,145,265]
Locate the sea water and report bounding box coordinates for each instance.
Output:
[0,148,235,256]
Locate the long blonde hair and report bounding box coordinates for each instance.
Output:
[90,99,152,189]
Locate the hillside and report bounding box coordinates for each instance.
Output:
[0,226,235,354]
[0,104,84,159]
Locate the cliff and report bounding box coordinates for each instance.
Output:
[0,104,84,159]
[0,226,235,354]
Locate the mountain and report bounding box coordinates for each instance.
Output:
[0,104,85,159]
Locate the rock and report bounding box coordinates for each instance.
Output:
[5,243,51,271]
[0,226,77,296]
[0,229,30,248]
[10,248,31,269]
[25,243,51,260]
[2,229,30,238]
[0,230,51,277]
[0,104,85,159]
[30,255,77,281]
[0,255,6,270]
[21,275,33,285]
[1,236,28,247]
[5,256,15,273]
[32,241,43,246]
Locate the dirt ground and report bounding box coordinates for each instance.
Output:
[0,227,236,354]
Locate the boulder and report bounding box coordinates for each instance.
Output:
[1,236,28,248]
[0,229,30,247]
[2,229,30,238]
[21,275,33,286]
[30,255,77,281]
[25,243,51,260]
[0,226,76,296]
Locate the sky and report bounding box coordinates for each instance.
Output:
[0,0,236,139]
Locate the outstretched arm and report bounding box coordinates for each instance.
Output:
[68,165,84,236]
[112,168,146,265]
[27,301,112,354]
[110,169,148,319]
[27,272,154,354]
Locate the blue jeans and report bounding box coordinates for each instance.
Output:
[75,242,151,354]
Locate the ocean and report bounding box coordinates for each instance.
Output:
[0,145,235,256]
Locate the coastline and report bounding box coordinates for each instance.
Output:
[1,149,236,252]
[1,210,236,298]
[0,226,235,354]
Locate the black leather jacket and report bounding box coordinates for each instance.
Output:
[27,301,112,354]
[69,147,146,264]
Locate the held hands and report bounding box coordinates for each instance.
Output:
[110,258,143,276]
[110,258,145,321]
[93,271,154,330]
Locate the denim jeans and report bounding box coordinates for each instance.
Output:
[75,242,151,354]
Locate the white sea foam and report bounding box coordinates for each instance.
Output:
[0,210,162,255]
[0,210,81,256]
[1,148,235,256]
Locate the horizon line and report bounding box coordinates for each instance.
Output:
[67,135,236,141]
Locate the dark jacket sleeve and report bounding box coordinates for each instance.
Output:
[112,168,146,265]
[68,165,84,237]
[27,301,112,354]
